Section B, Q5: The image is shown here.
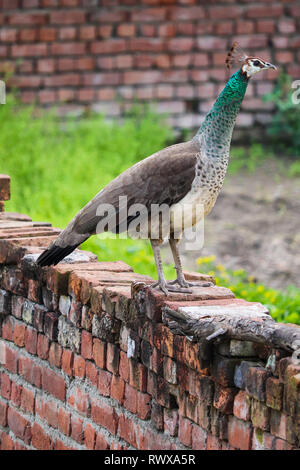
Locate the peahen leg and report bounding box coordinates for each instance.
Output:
[150,239,191,295]
[168,237,212,288]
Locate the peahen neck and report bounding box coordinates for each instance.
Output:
[193,69,249,158]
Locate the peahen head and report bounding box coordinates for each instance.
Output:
[226,42,276,79]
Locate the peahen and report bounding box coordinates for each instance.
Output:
[37,43,276,295]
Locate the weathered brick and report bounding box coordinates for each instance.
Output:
[266,377,283,410]
[233,390,251,421]
[7,407,31,444]
[246,366,271,402]
[41,367,66,401]
[228,416,252,450]
[178,416,192,447]
[91,399,118,435]
[73,354,85,379]
[251,399,270,431]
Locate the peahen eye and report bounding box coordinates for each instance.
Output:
[253,60,260,66]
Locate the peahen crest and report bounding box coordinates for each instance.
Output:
[225,42,247,70]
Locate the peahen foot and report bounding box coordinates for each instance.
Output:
[168,277,213,289]
[151,280,192,295]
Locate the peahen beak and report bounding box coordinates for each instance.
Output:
[265,62,277,70]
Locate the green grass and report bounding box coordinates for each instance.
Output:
[0,94,175,280]
[196,256,300,325]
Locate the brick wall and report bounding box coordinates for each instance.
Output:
[1,174,300,450]
[0,0,299,137]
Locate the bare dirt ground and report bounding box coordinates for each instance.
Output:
[163,160,300,291]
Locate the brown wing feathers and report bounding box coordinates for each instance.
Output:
[36,140,198,266]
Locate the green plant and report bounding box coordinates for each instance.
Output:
[264,71,300,156]
[196,256,300,325]
[229,142,272,174]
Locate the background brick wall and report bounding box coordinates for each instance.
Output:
[1,174,300,451]
[0,0,299,137]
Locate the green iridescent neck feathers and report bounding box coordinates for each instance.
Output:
[194,70,249,157]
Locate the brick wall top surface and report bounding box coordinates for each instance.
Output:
[0,0,298,135]
[1,207,300,450]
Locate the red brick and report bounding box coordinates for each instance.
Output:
[0,28,17,42]
[266,377,283,411]
[37,334,50,360]
[9,12,47,25]
[170,6,205,21]
[19,28,37,42]
[20,387,35,414]
[92,338,106,369]
[233,390,251,421]
[41,367,66,401]
[45,400,58,429]
[228,416,252,450]
[91,399,118,435]
[79,25,96,40]
[192,424,207,450]
[81,330,93,359]
[251,399,270,434]
[71,415,83,443]
[68,386,90,416]
[163,408,178,437]
[61,349,74,376]
[0,431,14,450]
[44,312,59,341]
[111,375,125,404]
[39,90,57,104]
[247,5,283,18]
[24,326,37,355]
[11,44,47,57]
[117,23,136,37]
[84,423,96,450]
[2,316,14,341]
[85,360,98,387]
[7,407,31,444]
[131,7,166,22]
[124,383,138,414]
[32,422,52,450]
[58,407,71,436]
[214,384,237,414]
[257,19,275,34]
[178,416,192,447]
[73,354,85,378]
[4,344,18,373]
[95,432,109,450]
[206,433,222,450]
[107,343,120,374]
[119,351,129,382]
[117,413,137,447]
[97,369,112,397]
[76,57,94,71]
[48,342,62,368]
[275,51,294,65]
[91,39,126,54]
[0,400,8,426]
[215,21,233,35]
[18,356,42,388]
[39,27,56,42]
[51,42,86,55]
[137,391,151,420]
[50,10,86,24]
[59,26,76,40]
